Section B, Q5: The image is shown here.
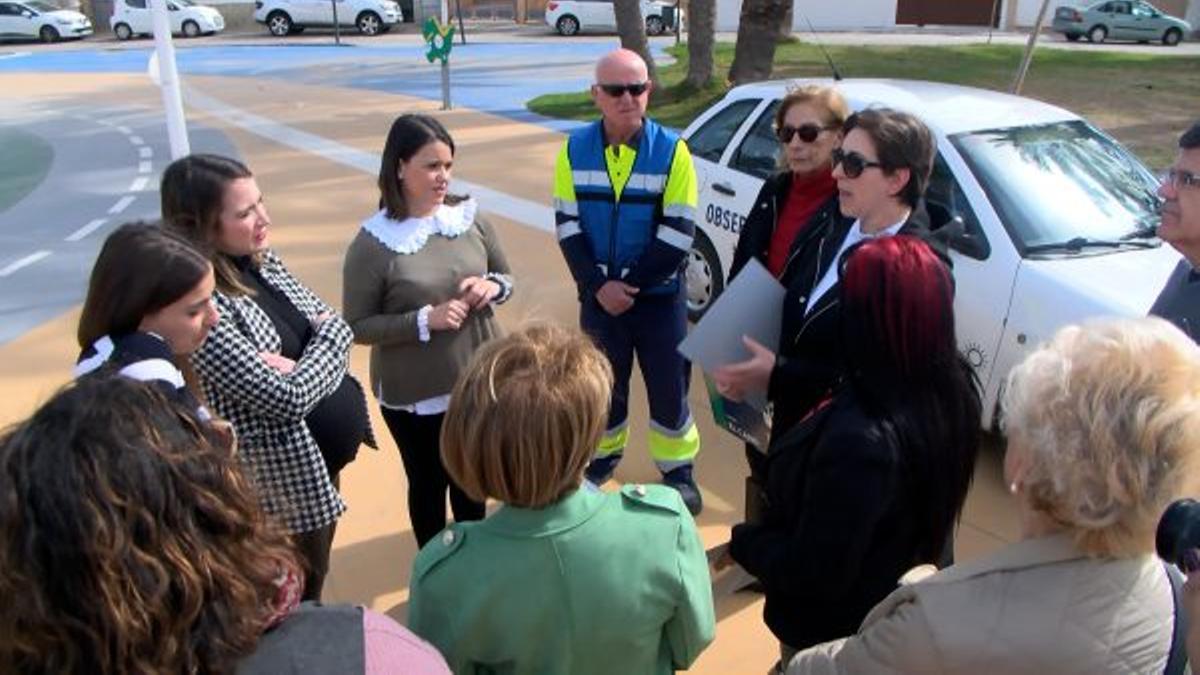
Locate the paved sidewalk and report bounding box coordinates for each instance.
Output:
[0,68,1017,673]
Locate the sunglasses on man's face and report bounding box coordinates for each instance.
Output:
[831,148,884,179]
[597,82,649,98]
[775,123,833,144]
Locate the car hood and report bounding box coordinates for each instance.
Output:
[1018,243,1181,318]
[189,5,220,19]
[47,9,89,20]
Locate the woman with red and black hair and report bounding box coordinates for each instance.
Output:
[717,236,982,669]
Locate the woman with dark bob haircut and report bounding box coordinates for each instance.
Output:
[75,221,218,418]
[717,236,981,670]
[343,113,513,548]
[161,153,374,601]
[0,376,449,675]
[714,108,945,440]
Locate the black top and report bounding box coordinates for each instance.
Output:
[1151,258,1200,343]
[729,389,932,651]
[75,331,208,419]
[238,258,366,476]
[766,204,948,441]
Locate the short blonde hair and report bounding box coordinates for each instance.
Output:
[1002,316,1200,557]
[774,84,851,132]
[441,324,613,508]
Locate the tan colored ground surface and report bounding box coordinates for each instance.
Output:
[0,71,1018,673]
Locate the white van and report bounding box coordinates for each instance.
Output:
[110,0,224,39]
[683,79,1178,429]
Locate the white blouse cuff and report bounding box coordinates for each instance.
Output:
[417,305,433,343]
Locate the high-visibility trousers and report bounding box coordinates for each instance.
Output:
[580,291,699,472]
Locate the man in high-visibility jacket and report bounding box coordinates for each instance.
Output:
[553,48,702,515]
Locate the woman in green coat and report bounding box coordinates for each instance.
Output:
[407,324,715,675]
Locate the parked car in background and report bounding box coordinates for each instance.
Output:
[254,0,401,36]
[682,78,1177,429]
[110,0,223,39]
[1052,0,1190,45]
[544,0,672,36]
[0,0,91,42]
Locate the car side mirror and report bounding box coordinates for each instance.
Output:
[168,3,178,9]
[23,9,35,16]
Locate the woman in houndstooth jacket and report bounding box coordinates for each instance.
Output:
[162,153,374,602]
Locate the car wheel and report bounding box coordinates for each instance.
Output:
[1163,27,1182,46]
[266,11,292,36]
[645,15,665,35]
[39,25,60,42]
[114,22,133,40]
[1087,25,1107,43]
[686,231,724,322]
[555,14,579,36]
[182,19,200,37]
[356,11,381,35]
[1064,32,1080,42]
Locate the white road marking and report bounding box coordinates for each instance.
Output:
[129,135,144,145]
[138,160,152,173]
[65,218,109,242]
[139,146,153,159]
[184,88,555,233]
[116,125,133,135]
[108,195,136,214]
[0,251,51,277]
[129,176,149,192]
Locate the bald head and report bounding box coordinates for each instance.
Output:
[595,48,648,84]
[591,49,652,144]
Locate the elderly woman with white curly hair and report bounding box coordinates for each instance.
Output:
[786,315,1200,675]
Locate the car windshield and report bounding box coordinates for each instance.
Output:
[26,0,57,10]
[950,120,1161,253]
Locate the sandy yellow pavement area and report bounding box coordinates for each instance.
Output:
[0,70,1017,673]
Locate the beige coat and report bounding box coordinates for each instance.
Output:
[788,534,1175,675]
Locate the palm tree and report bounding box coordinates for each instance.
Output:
[728,0,790,84]
[685,0,716,88]
[613,0,659,86]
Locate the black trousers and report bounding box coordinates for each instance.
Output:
[292,472,339,602]
[380,408,485,548]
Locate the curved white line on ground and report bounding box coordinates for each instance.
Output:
[184,88,555,234]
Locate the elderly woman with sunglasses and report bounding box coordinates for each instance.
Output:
[715,107,948,443]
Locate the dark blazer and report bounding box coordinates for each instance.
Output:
[768,204,947,440]
[728,171,840,284]
[729,389,928,651]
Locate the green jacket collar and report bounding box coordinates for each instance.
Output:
[482,487,607,537]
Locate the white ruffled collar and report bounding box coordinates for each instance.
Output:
[361,199,478,254]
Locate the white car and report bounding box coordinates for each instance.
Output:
[544,0,672,36]
[110,0,224,39]
[0,0,91,42]
[254,0,400,36]
[683,78,1177,429]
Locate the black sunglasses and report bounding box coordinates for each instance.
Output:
[831,148,884,179]
[597,82,649,98]
[775,123,833,144]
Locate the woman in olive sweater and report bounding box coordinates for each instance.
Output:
[343,114,514,548]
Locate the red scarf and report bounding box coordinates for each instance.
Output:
[767,169,837,278]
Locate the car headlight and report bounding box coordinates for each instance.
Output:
[54,16,72,25]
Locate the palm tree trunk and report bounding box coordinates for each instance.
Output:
[613,0,659,86]
[684,0,715,88]
[728,0,790,84]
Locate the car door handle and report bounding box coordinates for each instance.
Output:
[713,182,736,197]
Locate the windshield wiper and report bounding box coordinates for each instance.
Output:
[1025,236,1159,255]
